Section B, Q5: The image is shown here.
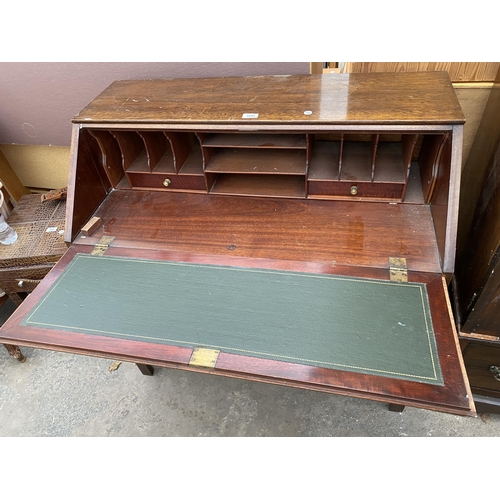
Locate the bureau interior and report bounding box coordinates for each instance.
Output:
[69,128,452,272]
[81,129,449,201]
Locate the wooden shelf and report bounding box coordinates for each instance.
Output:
[201,133,307,149]
[341,142,373,182]
[127,150,176,174]
[210,174,306,198]
[124,150,150,173]
[88,129,434,202]
[307,136,414,201]
[205,149,307,175]
[309,139,408,184]
[178,147,204,176]
[374,143,406,182]
[309,141,341,180]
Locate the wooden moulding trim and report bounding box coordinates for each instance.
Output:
[75,123,456,133]
[0,245,474,416]
[459,331,500,342]
[452,82,495,89]
[441,276,476,413]
[64,124,81,244]
[0,320,473,416]
[0,328,474,416]
[0,327,474,416]
[426,134,447,204]
[212,355,475,417]
[443,124,464,273]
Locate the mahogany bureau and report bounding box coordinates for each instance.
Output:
[0,72,475,416]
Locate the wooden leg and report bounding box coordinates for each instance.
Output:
[4,344,26,363]
[388,403,405,413]
[136,363,154,376]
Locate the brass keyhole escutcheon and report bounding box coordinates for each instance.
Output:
[350,186,358,196]
[163,178,171,187]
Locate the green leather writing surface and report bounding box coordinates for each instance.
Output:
[22,254,443,385]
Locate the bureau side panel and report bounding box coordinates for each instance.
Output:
[66,125,111,242]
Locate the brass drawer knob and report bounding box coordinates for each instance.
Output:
[163,178,171,187]
[489,366,500,381]
[18,280,24,288]
[350,186,358,196]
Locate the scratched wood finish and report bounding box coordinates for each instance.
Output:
[72,189,442,273]
[0,245,473,415]
[73,73,465,126]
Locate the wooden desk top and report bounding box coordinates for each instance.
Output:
[74,190,442,273]
[74,72,465,126]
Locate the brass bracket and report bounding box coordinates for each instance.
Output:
[389,257,408,283]
[91,235,115,256]
[189,348,220,369]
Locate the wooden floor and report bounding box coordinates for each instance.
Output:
[74,190,442,273]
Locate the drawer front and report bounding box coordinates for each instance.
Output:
[308,180,404,200]
[127,173,207,191]
[0,264,54,294]
[463,343,500,393]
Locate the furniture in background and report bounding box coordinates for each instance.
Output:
[0,152,32,362]
[0,149,31,205]
[0,194,67,362]
[0,73,475,415]
[452,67,500,413]
[0,194,67,306]
[314,63,500,82]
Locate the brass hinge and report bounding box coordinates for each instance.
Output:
[389,257,408,283]
[91,235,115,256]
[189,348,220,369]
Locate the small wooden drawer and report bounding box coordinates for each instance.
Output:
[127,173,207,191]
[0,264,55,294]
[308,180,405,200]
[463,343,500,394]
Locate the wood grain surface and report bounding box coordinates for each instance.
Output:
[342,62,500,83]
[73,73,465,126]
[71,190,442,273]
[0,245,474,415]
